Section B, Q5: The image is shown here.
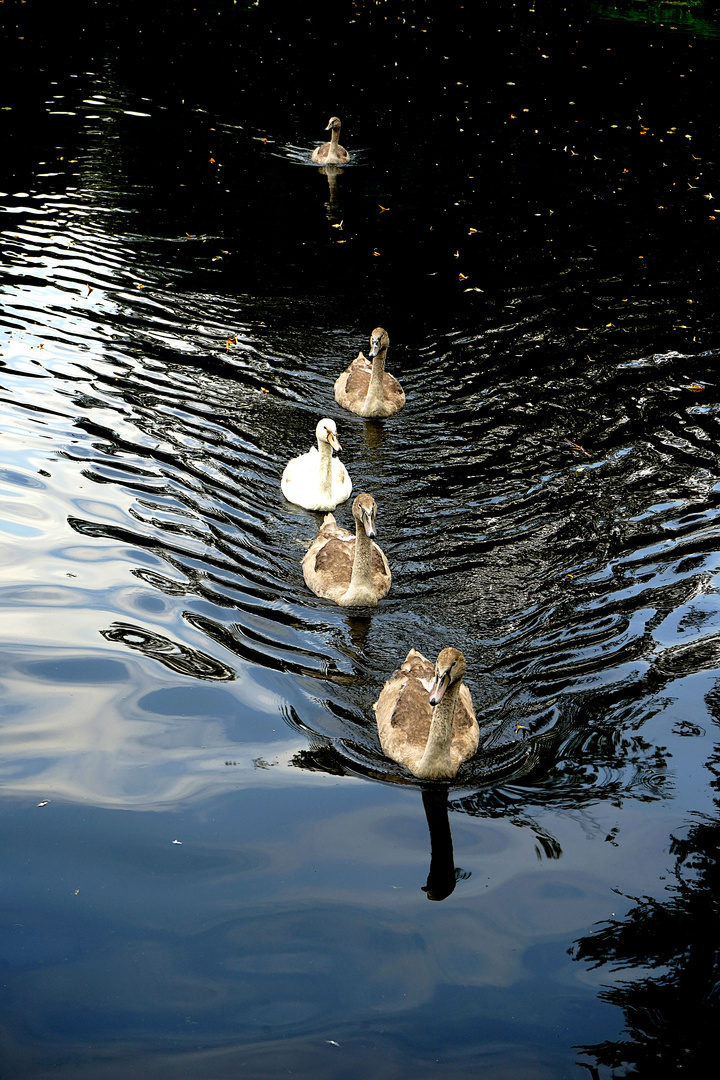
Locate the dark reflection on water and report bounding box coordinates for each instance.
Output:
[3,0,720,1076]
[573,800,720,1072]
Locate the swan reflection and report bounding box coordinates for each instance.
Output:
[319,164,344,220]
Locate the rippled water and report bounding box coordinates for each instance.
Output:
[2,2,720,1077]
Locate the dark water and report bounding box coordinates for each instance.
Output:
[2,1,720,1076]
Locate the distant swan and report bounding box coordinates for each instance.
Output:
[335,327,405,418]
[312,116,350,165]
[302,493,391,606]
[374,648,478,779]
[281,418,352,511]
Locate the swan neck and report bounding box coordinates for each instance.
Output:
[317,437,333,498]
[341,517,376,605]
[415,681,461,779]
[364,350,386,410]
[324,127,344,164]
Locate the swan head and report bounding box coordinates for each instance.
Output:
[429,648,466,706]
[369,327,389,359]
[325,116,342,132]
[316,418,341,453]
[352,493,377,539]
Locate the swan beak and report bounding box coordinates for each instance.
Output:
[429,671,449,706]
[369,341,380,358]
[325,120,333,131]
[327,430,342,453]
[362,510,376,539]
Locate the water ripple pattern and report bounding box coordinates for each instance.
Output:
[2,173,720,810]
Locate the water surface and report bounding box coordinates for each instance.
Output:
[2,2,720,1077]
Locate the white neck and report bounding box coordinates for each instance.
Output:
[415,682,461,779]
[317,438,333,499]
[363,350,386,412]
[341,516,377,606]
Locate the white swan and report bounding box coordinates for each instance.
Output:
[334,327,405,418]
[302,493,391,606]
[374,648,478,779]
[312,116,350,165]
[281,418,352,511]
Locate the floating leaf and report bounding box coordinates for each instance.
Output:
[564,438,592,458]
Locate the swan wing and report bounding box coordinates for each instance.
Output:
[382,371,406,408]
[371,542,392,598]
[302,532,355,601]
[375,651,434,766]
[331,456,353,502]
[448,683,479,770]
[334,352,371,407]
[281,445,317,493]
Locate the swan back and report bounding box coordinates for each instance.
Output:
[281,418,352,512]
[302,493,391,606]
[312,116,350,164]
[374,648,478,779]
[334,327,405,418]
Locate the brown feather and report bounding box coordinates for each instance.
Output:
[334,329,405,418]
[302,497,391,606]
[374,649,478,778]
